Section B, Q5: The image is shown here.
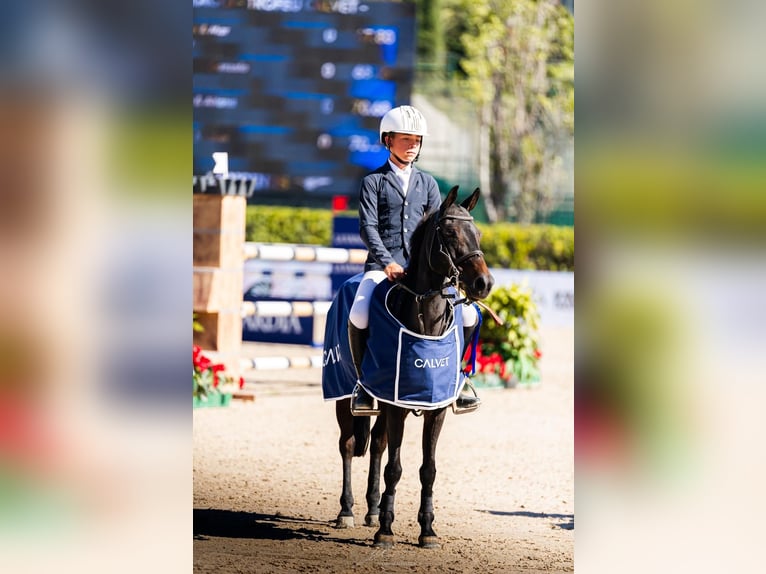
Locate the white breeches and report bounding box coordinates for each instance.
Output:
[348,270,387,329]
[462,300,478,328]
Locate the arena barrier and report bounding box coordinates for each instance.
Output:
[238,355,324,371]
[202,351,323,372]
[243,242,367,265]
[241,243,575,329]
[240,300,331,319]
[241,242,364,347]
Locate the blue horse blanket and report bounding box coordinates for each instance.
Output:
[321,273,362,401]
[322,275,470,410]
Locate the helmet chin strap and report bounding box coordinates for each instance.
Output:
[390,151,412,167]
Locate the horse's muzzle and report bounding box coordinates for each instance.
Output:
[468,272,494,300]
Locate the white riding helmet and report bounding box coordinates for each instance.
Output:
[379,105,429,144]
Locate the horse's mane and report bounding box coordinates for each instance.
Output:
[406,209,438,265]
[406,200,471,271]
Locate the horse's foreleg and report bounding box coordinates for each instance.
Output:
[374,405,406,548]
[418,408,446,548]
[335,399,356,528]
[364,410,387,527]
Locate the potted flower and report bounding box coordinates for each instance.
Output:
[193,345,244,408]
[466,283,542,388]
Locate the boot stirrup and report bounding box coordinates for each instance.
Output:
[350,385,381,416]
[451,380,481,415]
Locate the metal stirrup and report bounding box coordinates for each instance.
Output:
[451,380,481,415]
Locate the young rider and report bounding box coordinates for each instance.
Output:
[347,105,481,415]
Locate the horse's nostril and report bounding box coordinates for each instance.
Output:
[473,274,493,295]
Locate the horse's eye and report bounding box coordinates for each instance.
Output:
[442,225,457,237]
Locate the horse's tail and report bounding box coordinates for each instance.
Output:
[353,416,371,457]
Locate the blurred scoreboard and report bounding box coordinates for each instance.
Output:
[193,0,416,199]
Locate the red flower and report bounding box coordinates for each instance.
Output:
[194,354,212,371]
[194,344,239,394]
[534,349,542,359]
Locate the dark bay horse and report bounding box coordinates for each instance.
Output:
[322,186,494,548]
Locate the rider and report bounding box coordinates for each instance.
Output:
[348,104,481,415]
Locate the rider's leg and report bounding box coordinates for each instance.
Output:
[455,303,482,414]
[348,271,386,415]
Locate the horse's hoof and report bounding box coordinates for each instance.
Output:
[373,533,394,548]
[418,535,440,549]
[335,515,355,529]
[364,513,379,527]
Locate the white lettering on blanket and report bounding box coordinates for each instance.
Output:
[413,357,449,369]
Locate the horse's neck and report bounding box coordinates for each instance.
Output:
[397,259,451,336]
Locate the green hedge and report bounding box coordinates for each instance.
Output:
[477,223,574,271]
[245,206,333,246]
[245,206,574,271]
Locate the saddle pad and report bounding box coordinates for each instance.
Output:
[360,281,466,409]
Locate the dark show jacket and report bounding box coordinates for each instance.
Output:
[358,161,442,272]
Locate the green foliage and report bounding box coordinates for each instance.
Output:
[244,206,573,271]
[245,205,333,245]
[477,223,574,271]
[442,0,574,223]
[478,283,542,381]
[416,0,445,65]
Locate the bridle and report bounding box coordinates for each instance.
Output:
[392,207,503,333]
[395,210,484,306]
[427,212,484,283]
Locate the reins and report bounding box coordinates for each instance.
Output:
[392,280,458,334]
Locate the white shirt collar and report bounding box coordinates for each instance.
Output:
[388,159,412,177]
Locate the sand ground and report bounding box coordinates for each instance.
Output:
[193,326,573,573]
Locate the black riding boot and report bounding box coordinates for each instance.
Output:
[348,323,379,416]
[454,324,482,414]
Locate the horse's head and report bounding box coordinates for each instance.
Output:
[425,186,494,301]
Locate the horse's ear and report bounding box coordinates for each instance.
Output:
[441,186,459,213]
[460,188,481,212]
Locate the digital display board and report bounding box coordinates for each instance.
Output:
[193,0,416,201]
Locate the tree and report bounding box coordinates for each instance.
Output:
[444,0,573,223]
[415,0,445,68]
